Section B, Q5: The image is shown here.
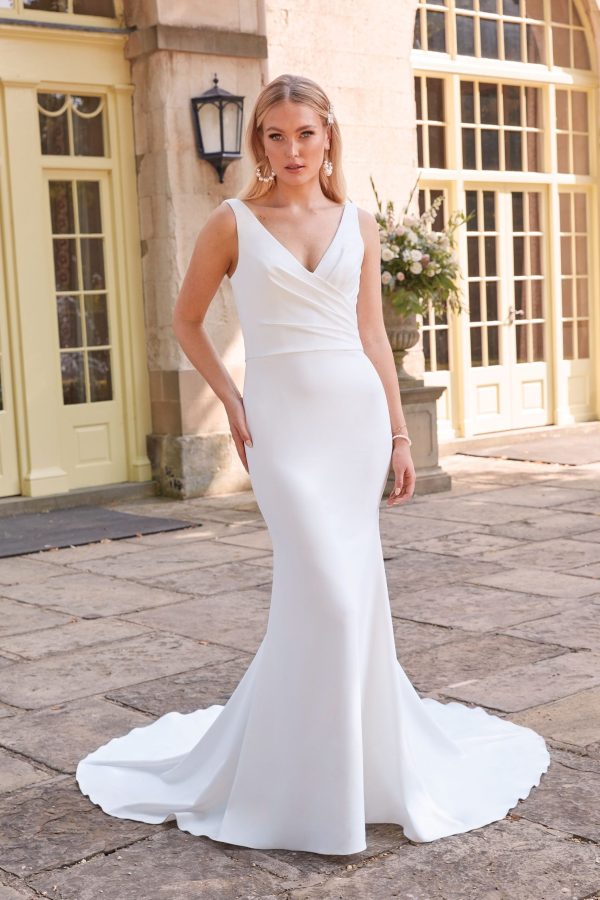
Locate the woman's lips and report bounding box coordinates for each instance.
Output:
[285,164,304,171]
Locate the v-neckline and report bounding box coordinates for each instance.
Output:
[237,199,350,276]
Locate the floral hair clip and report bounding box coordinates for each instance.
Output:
[326,106,334,125]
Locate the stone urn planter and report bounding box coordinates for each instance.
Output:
[381,301,420,383]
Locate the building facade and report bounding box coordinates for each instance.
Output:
[0,0,597,500]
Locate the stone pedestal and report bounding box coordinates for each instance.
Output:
[386,381,452,495]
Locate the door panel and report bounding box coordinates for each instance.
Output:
[465,186,551,434]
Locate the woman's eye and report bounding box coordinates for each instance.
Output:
[269,131,314,139]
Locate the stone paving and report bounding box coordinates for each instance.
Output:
[1,453,600,899]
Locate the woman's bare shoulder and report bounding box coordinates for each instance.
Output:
[355,205,380,244]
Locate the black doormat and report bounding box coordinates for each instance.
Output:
[0,505,200,558]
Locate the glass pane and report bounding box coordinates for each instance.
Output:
[551,0,569,24]
[530,235,542,274]
[526,23,545,63]
[557,133,569,171]
[470,327,483,365]
[574,194,586,231]
[80,238,105,290]
[526,0,544,18]
[468,238,480,278]
[460,81,475,122]
[39,108,69,155]
[577,277,589,315]
[514,236,525,276]
[426,78,445,121]
[481,130,500,168]
[480,0,497,11]
[428,126,446,167]
[514,279,527,315]
[49,181,75,234]
[575,236,588,274]
[483,192,495,230]
[462,128,476,167]
[488,325,499,365]
[503,0,520,14]
[503,85,521,126]
[512,192,524,231]
[466,191,478,229]
[417,125,424,167]
[436,330,449,369]
[555,90,569,130]
[77,181,102,234]
[73,0,115,14]
[486,280,499,320]
[559,193,571,229]
[562,320,574,359]
[560,236,572,274]
[457,14,475,55]
[53,238,78,291]
[456,0,474,7]
[24,0,68,9]
[414,12,422,49]
[469,280,481,318]
[572,135,589,175]
[481,18,499,58]
[531,279,543,318]
[505,130,522,170]
[527,132,543,171]
[504,22,522,60]
[427,11,447,52]
[84,294,109,346]
[480,83,499,124]
[562,279,573,316]
[515,322,528,362]
[71,97,105,156]
[56,296,82,349]
[485,236,497,275]
[571,91,588,131]
[553,26,571,66]
[415,78,422,119]
[572,31,591,69]
[61,351,86,404]
[88,349,112,401]
[577,321,589,358]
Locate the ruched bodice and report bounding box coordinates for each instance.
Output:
[224,197,365,360]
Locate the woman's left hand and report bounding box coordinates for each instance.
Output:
[386,443,416,506]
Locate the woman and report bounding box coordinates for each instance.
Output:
[75,74,550,855]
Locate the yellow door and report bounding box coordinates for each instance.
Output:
[463,186,552,435]
[0,259,20,498]
[0,22,151,496]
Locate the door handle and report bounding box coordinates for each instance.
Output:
[506,306,525,325]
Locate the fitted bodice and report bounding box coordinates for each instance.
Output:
[224,197,365,361]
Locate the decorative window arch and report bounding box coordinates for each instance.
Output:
[411,0,598,436]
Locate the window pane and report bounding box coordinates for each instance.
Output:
[457,14,475,54]
[80,238,106,290]
[488,325,499,364]
[56,296,82,349]
[77,181,102,234]
[481,18,499,57]
[72,100,105,156]
[429,126,446,167]
[49,181,75,234]
[427,78,445,121]
[462,129,476,167]
[84,294,109,346]
[24,0,68,9]
[504,22,522,60]
[470,327,483,365]
[73,0,115,13]
[53,238,78,291]
[480,83,499,124]
[481,130,500,168]
[427,10,447,51]
[61,351,86,404]
[88,349,113,401]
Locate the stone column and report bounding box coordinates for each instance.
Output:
[123,0,267,497]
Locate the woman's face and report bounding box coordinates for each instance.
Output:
[260,100,330,185]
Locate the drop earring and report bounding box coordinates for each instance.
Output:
[255,162,275,183]
[322,156,333,177]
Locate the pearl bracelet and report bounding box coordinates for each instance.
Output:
[392,433,412,446]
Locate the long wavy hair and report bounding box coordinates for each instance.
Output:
[238,74,346,204]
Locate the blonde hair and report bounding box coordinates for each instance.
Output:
[238,74,346,204]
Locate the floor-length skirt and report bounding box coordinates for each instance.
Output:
[75,347,550,855]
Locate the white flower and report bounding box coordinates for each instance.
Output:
[381,270,393,285]
[396,271,406,281]
[410,249,422,262]
[403,215,420,227]
[395,225,406,236]
[410,262,423,274]
[381,246,396,262]
[426,266,436,277]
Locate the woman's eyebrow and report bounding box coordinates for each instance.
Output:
[265,124,315,132]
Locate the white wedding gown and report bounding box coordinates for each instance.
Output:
[75,196,551,855]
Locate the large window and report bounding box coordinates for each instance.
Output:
[412,0,596,433]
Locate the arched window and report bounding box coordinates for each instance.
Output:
[412,0,597,437]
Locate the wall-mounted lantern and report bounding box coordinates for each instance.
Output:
[191,74,244,183]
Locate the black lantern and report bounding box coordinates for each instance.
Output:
[191,74,244,183]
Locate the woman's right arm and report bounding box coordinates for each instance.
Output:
[171,202,253,472]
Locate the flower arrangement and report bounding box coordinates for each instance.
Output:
[371,175,470,319]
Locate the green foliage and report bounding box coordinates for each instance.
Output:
[370,174,472,319]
